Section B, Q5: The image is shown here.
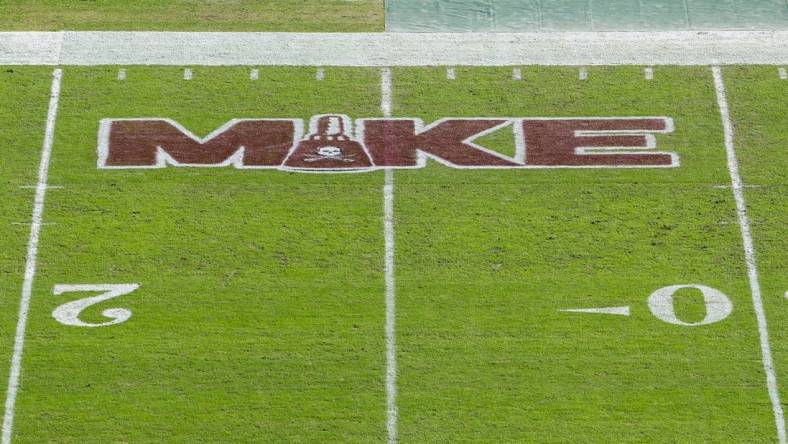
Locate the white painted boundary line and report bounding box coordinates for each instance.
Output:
[712,66,786,444]
[2,68,62,444]
[1,31,788,66]
[380,67,398,444]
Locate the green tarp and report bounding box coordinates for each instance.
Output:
[386,0,788,32]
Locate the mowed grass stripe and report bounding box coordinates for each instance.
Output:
[0,1,384,32]
[2,68,61,444]
[392,66,777,441]
[712,66,785,442]
[11,67,388,442]
[723,66,788,435]
[0,67,54,443]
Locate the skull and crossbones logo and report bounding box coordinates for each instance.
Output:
[303,146,356,163]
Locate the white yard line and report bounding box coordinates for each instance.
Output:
[512,67,522,80]
[1,31,788,66]
[380,67,398,444]
[712,66,786,444]
[2,68,62,444]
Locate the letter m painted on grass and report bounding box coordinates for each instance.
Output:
[97,118,302,169]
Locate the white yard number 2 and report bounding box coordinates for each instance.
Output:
[52,284,138,327]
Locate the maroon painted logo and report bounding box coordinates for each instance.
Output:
[98,114,677,171]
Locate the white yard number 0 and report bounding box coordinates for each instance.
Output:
[647,284,733,326]
[52,284,138,327]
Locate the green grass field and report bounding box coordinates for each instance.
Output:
[0,1,384,31]
[0,65,785,442]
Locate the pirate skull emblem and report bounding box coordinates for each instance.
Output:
[304,145,356,162]
[318,146,342,158]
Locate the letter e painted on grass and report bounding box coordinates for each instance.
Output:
[520,118,677,167]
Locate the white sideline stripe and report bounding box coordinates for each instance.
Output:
[561,306,631,316]
[512,67,522,80]
[316,67,324,81]
[183,68,192,80]
[381,67,398,444]
[1,31,788,66]
[250,68,258,80]
[579,67,588,80]
[446,67,456,80]
[117,68,126,81]
[713,66,786,444]
[645,66,654,80]
[2,68,62,444]
[780,67,787,80]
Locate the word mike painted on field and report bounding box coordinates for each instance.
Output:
[97,114,678,171]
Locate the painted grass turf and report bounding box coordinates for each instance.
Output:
[0,1,384,32]
[0,66,784,442]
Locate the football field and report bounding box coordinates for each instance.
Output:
[0,57,785,442]
[1,3,787,444]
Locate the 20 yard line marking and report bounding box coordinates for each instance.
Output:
[2,68,62,444]
[713,66,786,444]
[381,67,398,444]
